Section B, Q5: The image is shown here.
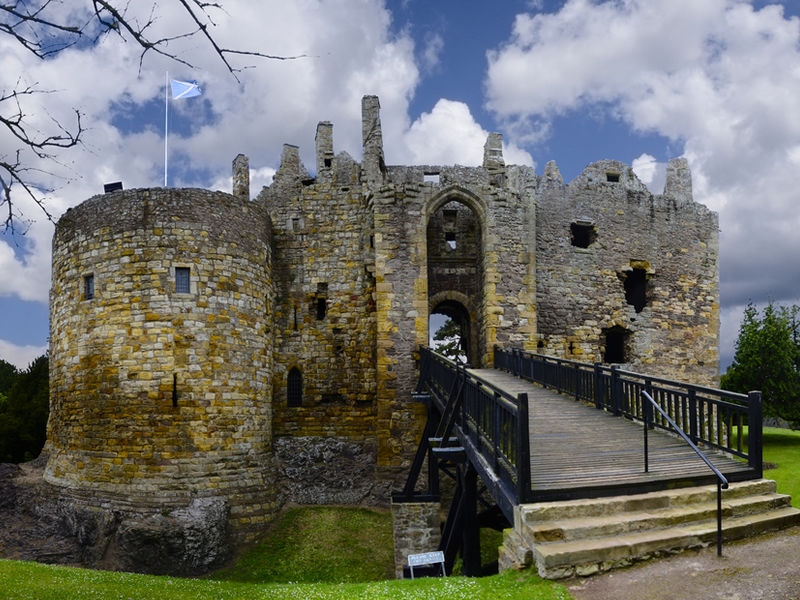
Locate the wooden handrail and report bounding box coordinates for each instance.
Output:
[494,346,761,476]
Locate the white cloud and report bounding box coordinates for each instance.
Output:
[0,340,48,370]
[485,0,800,325]
[402,99,533,167]
[421,33,445,73]
[631,153,666,194]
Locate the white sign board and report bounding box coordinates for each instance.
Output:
[407,550,445,579]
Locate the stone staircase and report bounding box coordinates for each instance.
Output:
[498,479,800,579]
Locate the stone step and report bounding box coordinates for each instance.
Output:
[517,480,778,525]
[531,506,800,579]
[523,492,792,544]
[498,528,533,572]
[502,479,800,580]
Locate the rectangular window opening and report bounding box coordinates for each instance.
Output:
[606,172,620,182]
[316,298,327,320]
[570,223,596,248]
[424,173,440,184]
[443,209,458,225]
[84,274,94,300]
[445,232,457,250]
[175,267,191,294]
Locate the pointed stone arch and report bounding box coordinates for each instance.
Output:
[429,291,479,365]
[425,187,493,367]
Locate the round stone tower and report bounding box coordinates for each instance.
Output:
[46,188,277,537]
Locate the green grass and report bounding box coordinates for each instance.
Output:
[0,560,571,599]
[732,425,800,506]
[210,506,396,583]
[760,426,800,506]
[0,506,572,599]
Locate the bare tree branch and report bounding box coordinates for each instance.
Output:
[0,0,311,230]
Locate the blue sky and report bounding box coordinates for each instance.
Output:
[2,0,800,372]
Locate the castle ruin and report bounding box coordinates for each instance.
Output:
[42,95,719,573]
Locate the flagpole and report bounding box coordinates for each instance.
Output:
[164,71,169,187]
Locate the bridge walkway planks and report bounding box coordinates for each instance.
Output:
[468,368,753,498]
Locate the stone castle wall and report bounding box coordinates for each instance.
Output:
[47,188,279,534]
[261,143,378,442]
[536,158,719,385]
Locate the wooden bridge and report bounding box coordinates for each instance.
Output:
[395,347,800,578]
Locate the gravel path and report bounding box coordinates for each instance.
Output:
[567,526,800,600]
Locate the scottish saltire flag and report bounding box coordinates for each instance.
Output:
[171,79,202,99]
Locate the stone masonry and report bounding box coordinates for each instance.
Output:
[41,95,720,573]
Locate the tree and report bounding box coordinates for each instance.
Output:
[433,317,466,363]
[0,354,49,463]
[0,358,17,394]
[1,1,306,230]
[721,301,800,428]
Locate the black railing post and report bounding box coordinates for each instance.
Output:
[416,346,430,393]
[717,480,723,557]
[645,380,653,427]
[643,391,650,473]
[516,392,531,504]
[574,362,580,401]
[748,391,763,477]
[593,363,603,410]
[493,392,501,471]
[611,365,622,416]
[688,387,698,444]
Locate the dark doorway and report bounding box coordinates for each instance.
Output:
[603,326,628,364]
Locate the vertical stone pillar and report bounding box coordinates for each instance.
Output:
[272,145,310,194]
[362,95,386,191]
[316,121,334,176]
[232,154,250,199]
[391,500,441,579]
[664,157,693,206]
[483,132,505,170]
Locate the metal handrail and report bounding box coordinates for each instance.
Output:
[642,390,729,557]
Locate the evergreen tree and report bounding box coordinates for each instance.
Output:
[0,355,49,463]
[433,318,466,362]
[0,359,17,395]
[722,302,800,428]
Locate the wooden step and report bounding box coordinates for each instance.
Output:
[500,479,800,579]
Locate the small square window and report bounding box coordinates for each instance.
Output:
[570,223,596,248]
[175,267,191,294]
[84,275,94,300]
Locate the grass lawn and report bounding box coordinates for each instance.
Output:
[0,560,571,600]
[0,506,573,600]
[760,426,800,506]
